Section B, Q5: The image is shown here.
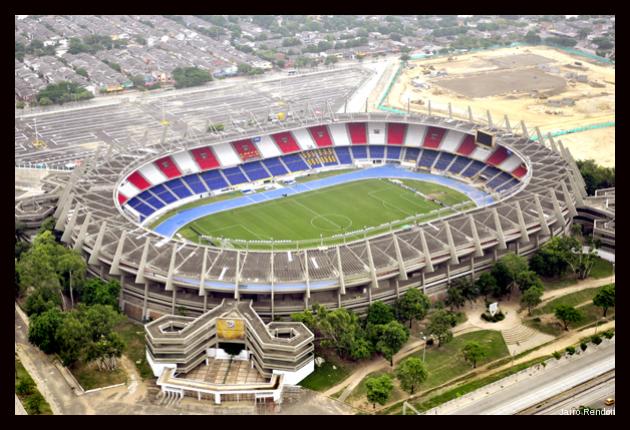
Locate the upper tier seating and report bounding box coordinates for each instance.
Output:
[418,149,439,168]
[128,197,153,218]
[127,171,151,191]
[281,154,309,172]
[351,146,368,159]
[241,161,270,181]
[497,178,520,193]
[222,167,249,186]
[302,150,322,168]
[433,152,456,171]
[154,156,182,179]
[262,158,288,176]
[335,147,352,164]
[387,123,406,145]
[164,178,192,199]
[512,165,527,178]
[200,170,229,190]
[328,123,351,146]
[477,165,501,180]
[486,146,509,166]
[272,132,301,153]
[404,147,420,162]
[190,147,220,170]
[182,174,208,194]
[369,145,385,159]
[347,123,367,144]
[456,134,476,156]
[422,127,447,148]
[232,139,261,161]
[138,190,165,210]
[487,172,513,190]
[308,126,333,147]
[386,146,402,160]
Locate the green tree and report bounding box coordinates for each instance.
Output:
[445,283,466,310]
[427,309,456,347]
[78,304,123,342]
[476,272,497,299]
[28,307,65,354]
[395,356,428,394]
[24,392,44,414]
[57,249,87,308]
[366,374,393,408]
[491,253,528,297]
[80,278,121,309]
[515,270,543,293]
[367,301,395,326]
[16,100,26,109]
[172,67,212,89]
[15,377,35,396]
[524,30,541,44]
[593,284,615,317]
[529,236,571,278]
[324,55,339,65]
[396,288,430,328]
[75,67,88,78]
[24,285,62,316]
[84,332,125,371]
[554,305,583,331]
[521,285,544,316]
[576,160,615,195]
[38,97,53,106]
[55,312,88,366]
[462,341,486,368]
[375,320,409,366]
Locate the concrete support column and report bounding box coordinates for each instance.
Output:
[118,273,125,311]
[88,221,107,265]
[515,201,530,244]
[135,238,151,285]
[109,230,127,275]
[421,271,426,294]
[470,256,475,280]
[419,229,434,272]
[304,250,311,299]
[164,243,178,292]
[60,201,78,243]
[365,240,378,292]
[171,288,176,314]
[520,120,529,139]
[549,189,565,229]
[561,181,578,218]
[72,212,91,251]
[444,222,459,265]
[395,278,400,299]
[142,281,149,321]
[492,208,507,250]
[54,193,73,232]
[393,236,408,281]
[469,215,484,257]
[534,194,551,236]
[336,246,346,295]
[199,247,208,297]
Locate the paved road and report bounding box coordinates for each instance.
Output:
[15,395,27,415]
[439,341,615,415]
[534,377,615,415]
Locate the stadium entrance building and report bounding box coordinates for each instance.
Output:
[145,299,314,404]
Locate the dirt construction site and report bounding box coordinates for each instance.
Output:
[384,46,615,167]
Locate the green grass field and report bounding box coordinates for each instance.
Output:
[176,179,473,249]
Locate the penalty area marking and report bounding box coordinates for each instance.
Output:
[310,214,353,232]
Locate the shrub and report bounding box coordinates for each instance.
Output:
[15,378,35,396]
[481,311,505,322]
[602,330,614,339]
[591,335,602,345]
[532,317,541,322]
[565,346,576,355]
[580,342,588,351]
[552,351,562,360]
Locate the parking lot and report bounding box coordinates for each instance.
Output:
[15,66,371,168]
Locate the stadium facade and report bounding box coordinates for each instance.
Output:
[53,110,589,323]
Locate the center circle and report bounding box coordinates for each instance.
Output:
[310,214,353,232]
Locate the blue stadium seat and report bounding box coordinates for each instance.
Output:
[165,178,192,198]
[433,152,455,171]
[448,156,471,175]
[404,147,420,162]
[241,161,270,181]
[262,158,289,176]
[182,174,207,194]
[334,147,352,164]
[461,160,485,177]
[369,145,385,160]
[386,146,401,160]
[128,197,154,217]
[222,167,249,185]
[418,149,438,168]
[151,184,177,204]
[351,146,367,159]
[487,172,513,190]
[200,170,229,190]
[281,154,309,172]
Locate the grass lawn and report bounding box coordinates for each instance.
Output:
[177,178,470,248]
[295,169,356,183]
[400,180,474,207]
[15,356,53,415]
[115,318,154,379]
[70,360,127,391]
[400,356,550,414]
[348,330,509,406]
[589,257,614,279]
[534,285,610,316]
[299,359,354,392]
[347,370,407,406]
[541,257,613,289]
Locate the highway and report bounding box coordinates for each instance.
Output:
[529,373,615,415]
[435,341,615,415]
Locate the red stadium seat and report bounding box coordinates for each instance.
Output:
[347,123,367,144]
[271,132,301,153]
[457,134,477,155]
[308,125,333,147]
[512,165,527,178]
[190,147,220,170]
[232,139,262,161]
[154,156,182,179]
[486,146,509,166]
[127,171,151,190]
[387,123,406,145]
[118,193,128,205]
[422,127,446,148]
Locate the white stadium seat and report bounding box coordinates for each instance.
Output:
[213,142,241,167]
[439,130,466,152]
[138,162,167,185]
[367,122,386,145]
[403,124,427,147]
[256,135,282,158]
[328,123,351,146]
[172,151,200,175]
[291,128,317,150]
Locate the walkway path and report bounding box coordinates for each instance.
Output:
[540,276,614,303]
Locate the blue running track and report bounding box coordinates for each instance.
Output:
[152,165,494,238]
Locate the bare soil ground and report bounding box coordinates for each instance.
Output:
[385,46,615,167]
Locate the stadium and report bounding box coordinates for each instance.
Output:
[53,108,588,324]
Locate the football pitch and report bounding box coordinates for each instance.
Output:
[175,178,473,249]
